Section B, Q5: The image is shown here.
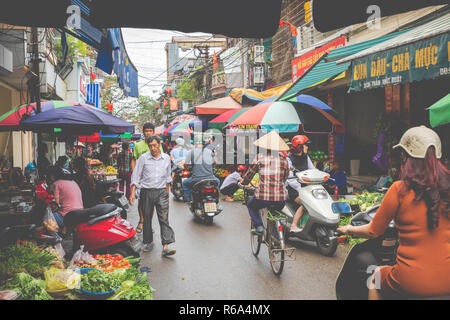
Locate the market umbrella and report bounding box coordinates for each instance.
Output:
[20,103,134,134]
[428,93,450,128]
[100,132,133,143]
[208,108,250,130]
[163,122,180,136]
[0,100,83,131]
[155,124,165,136]
[188,117,209,131]
[228,101,301,132]
[168,119,193,136]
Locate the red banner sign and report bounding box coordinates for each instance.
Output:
[292,36,346,82]
[169,97,178,111]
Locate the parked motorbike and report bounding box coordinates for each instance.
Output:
[96,179,129,219]
[188,179,223,225]
[63,203,140,258]
[280,169,352,256]
[171,167,188,201]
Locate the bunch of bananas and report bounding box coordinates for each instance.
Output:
[105,166,118,175]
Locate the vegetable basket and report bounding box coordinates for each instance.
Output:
[75,268,119,300]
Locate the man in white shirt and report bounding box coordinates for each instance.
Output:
[130,135,176,256]
[220,165,247,201]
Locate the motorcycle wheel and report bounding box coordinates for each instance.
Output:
[315,226,338,257]
[112,242,140,258]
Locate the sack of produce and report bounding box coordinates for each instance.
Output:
[69,245,97,269]
[45,267,81,291]
[43,207,59,232]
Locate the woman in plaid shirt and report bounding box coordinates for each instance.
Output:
[241,131,290,235]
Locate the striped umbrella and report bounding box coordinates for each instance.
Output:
[209,108,251,130]
[228,101,301,132]
[0,100,79,131]
[168,119,193,136]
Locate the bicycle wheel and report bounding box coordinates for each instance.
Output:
[268,219,285,276]
[250,220,262,257]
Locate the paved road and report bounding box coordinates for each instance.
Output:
[127,195,349,300]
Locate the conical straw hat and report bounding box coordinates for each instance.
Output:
[253,130,290,151]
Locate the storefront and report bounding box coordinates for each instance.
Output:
[333,12,450,179]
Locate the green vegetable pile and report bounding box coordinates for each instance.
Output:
[0,241,57,281]
[309,150,328,161]
[337,192,385,212]
[233,189,245,201]
[80,269,120,293]
[338,215,367,247]
[1,272,53,300]
[109,271,154,300]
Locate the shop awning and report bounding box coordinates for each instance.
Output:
[336,12,450,64]
[229,84,291,105]
[336,12,450,92]
[278,30,409,101]
[195,96,243,115]
[428,93,450,128]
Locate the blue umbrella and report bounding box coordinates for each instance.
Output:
[20,104,134,134]
[188,117,209,131]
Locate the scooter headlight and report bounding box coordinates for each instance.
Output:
[312,189,329,200]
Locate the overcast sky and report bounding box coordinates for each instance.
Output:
[122,28,221,99]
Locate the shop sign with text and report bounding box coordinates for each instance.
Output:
[292,36,346,82]
[349,33,449,91]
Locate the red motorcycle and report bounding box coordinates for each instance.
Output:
[63,204,141,258]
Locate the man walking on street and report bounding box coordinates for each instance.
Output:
[131,123,162,233]
[129,135,176,256]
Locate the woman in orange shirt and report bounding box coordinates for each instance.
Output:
[338,126,450,299]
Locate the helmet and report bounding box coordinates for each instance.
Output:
[203,134,213,143]
[292,135,310,147]
[393,125,442,159]
[237,165,247,172]
[175,138,184,146]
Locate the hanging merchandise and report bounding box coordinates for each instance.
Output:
[166,88,172,96]
[213,52,219,70]
[279,19,298,48]
[169,98,178,111]
[163,99,168,107]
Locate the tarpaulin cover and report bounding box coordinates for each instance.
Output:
[195,96,243,115]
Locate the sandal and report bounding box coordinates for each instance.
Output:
[136,221,144,233]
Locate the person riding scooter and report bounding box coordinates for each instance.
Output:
[286,135,315,233]
[337,126,450,300]
[182,135,220,203]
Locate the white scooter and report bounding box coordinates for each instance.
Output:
[280,169,352,256]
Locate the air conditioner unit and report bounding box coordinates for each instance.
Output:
[253,66,264,85]
[0,44,13,73]
[253,45,265,64]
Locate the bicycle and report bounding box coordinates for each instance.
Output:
[239,182,295,276]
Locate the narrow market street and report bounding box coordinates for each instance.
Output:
[127,195,347,300]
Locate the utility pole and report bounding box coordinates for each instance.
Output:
[31,27,42,158]
[31,27,41,114]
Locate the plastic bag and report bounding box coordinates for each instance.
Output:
[43,207,59,232]
[44,267,81,291]
[68,245,97,269]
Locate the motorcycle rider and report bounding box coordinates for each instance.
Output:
[170,137,188,180]
[182,135,220,203]
[338,126,450,299]
[286,135,315,232]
